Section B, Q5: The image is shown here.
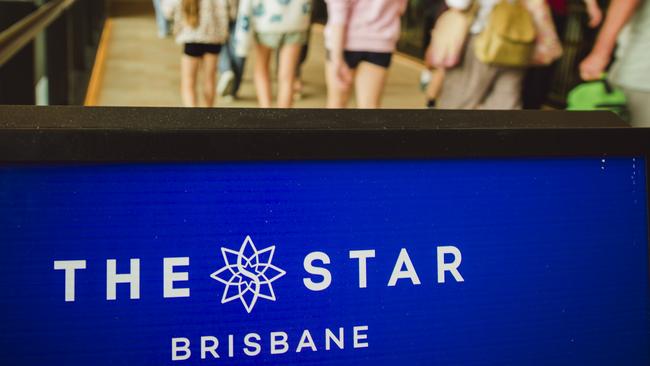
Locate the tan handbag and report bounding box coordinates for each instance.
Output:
[474,0,536,67]
[429,4,478,68]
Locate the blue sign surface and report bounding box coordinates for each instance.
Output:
[0,158,648,365]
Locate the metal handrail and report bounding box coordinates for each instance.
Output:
[0,0,76,67]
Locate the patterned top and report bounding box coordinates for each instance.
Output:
[162,0,233,45]
[233,0,312,56]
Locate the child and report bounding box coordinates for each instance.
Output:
[233,0,312,108]
[324,0,408,109]
[163,0,231,107]
[153,0,172,38]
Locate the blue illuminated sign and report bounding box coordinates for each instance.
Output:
[0,158,648,364]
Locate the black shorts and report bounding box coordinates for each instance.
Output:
[327,50,393,69]
[183,43,222,57]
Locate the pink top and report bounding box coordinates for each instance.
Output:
[325,0,408,53]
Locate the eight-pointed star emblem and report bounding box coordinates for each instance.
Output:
[210,236,286,313]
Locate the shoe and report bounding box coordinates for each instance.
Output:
[419,70,431,92]
[221,95,235,104]
[293,79,304,101]
[157,27,171,39]
[217,70,235,97]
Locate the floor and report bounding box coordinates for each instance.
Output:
[94,5,427,109]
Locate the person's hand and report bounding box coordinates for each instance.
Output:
[584,0,603,28]
[332,57,353,90]
[431,31,463,68]
[579,50,609,80]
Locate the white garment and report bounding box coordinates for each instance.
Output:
[620,87,650,126]
[445,0,499,34]
[233,0,312,56]
[609,0,650,93]
[162,0,231,44]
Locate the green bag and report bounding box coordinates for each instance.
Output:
[567,78,629,121]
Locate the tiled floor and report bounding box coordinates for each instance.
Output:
[96,7,427,109]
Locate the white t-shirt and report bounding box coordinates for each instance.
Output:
[446,0,499,34]
[610,0,650,92]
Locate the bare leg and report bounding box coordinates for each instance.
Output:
[253,43,273,108]
[426,68,445,100]
[277,43,301,108]
[354,62,388,109]
[202,53,218,107]
[181,55,200,107]
[325,60,353,108]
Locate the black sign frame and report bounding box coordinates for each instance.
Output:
[0,106,646,162]
[0,106,649,287]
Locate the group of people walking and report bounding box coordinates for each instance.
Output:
[155,0,649,126]
[159,0,407,109]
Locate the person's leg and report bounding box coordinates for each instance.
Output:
[294,31,311,97]
[277,43,302,108]
[425,68,445,108]
[218,45,231,75]
[253,42,273,107]
[298,28,311,67]
[480,67,525,110]
[217,37,235,97]
[152,0,170,38]
[218,22,246,98]
[202,53,219,107]
[181,55,200,107]
[437,36,496,109]
[354,62,389,109]
[325,52,354,108]
[230,41,246,96]
[325,61,353,108]
[218,24,235,75]
[622,87,650,127]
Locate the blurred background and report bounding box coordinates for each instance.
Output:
[0,0,624,111]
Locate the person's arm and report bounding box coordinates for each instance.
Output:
[583,0,603,28]
[325,0,353,87]
[580,0,641,80]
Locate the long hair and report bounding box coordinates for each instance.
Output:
[182,0,200,28]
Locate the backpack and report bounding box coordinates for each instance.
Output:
[474,0,536,67]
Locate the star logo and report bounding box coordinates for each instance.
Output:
[210,236,286,313]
